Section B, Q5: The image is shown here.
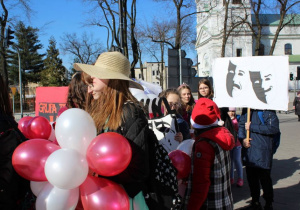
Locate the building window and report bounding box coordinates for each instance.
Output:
[285,43,292,55]
[236,48,242,57]
[258,44,265,55]
[138,74,141,79]
[232,0,241,4]
[156,70,159,75]
[152,70,155,76]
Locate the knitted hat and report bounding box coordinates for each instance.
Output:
[229,107,236,111]
[190,98,224,129]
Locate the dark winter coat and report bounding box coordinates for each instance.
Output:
[176,114,191,140]
[293,96,300,115]
[106,102,150,198]
[0,114,30,210]
[238,109,279,169]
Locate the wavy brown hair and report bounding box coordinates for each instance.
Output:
[0,74,12,116]
[66,72,88,109]
[198,78,214,99]
[85,78,138,132]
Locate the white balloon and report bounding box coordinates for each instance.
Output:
[177,139,195,157]
[55,108,96,155]
[45,148,88,190]
[36,183,79,210]
[48,122,56,142]
[30,181,48,196]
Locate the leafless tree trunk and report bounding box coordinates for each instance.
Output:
[221,1,250,57]
[0,0,32,87]
[269,0,300,55]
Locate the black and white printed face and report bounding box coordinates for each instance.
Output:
[260,69,275,103]
[226,60,249,98]
[249,69,275,104]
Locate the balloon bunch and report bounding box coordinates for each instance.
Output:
[168,140,195,180]
[13,108,132,210]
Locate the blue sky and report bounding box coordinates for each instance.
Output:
[10,0,197,69]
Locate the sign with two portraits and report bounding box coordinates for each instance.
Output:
[212,56,289,111]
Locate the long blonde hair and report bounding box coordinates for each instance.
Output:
[85,78,138,132]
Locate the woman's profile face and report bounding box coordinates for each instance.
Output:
[199,83,210,98]
[91,77,109,99]
[180,88,191,104]
[166,93,180,111]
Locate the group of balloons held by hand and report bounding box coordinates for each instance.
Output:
[12,108,193,210]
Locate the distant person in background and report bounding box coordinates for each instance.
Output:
[57,72,89,117]
[293,91,300,121]
[177,83,195,127]
[198,78,214,100]
[0,74,33,209]
[227,107,243,187]
[160,88,191,141]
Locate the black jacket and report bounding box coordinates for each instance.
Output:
[293,96,300,115]
[106,102,150,198]
[0,114,30,210]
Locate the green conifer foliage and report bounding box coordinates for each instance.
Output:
[41,37,67,86]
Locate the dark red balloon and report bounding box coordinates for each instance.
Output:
[18,116,33,138]
[86,132,132,177]
[12,139,60,181]
[169,150,191,179]
[80,175,129,210]
[27,116,52,139]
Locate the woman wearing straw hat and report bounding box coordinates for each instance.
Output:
[74,51,150,209]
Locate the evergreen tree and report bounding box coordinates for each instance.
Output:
[7,21,45,100]
[41,37,67,86]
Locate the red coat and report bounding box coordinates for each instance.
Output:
[187,127,234,209]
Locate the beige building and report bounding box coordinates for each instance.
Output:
[135,62,168,90]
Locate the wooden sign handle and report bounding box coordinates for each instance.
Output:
[246,107,250,141]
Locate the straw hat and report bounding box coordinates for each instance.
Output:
[74,51,143,90]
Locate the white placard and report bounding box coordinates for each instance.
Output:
[212,56,289,111]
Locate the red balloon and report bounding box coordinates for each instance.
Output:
[27,116,52,139]
[86,132,132,177]
[80,175,129,210]
[169,150,191,179]
[18,116,33,138]
[12,139,60,181]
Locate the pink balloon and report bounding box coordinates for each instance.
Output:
[12,139,60,181]
[27,116,52,139]
[86,132,132,177]
[169,150,191,180]
[80,175,129,210]
[18,116,33,138]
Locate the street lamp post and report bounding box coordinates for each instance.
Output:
[17,51,23,118]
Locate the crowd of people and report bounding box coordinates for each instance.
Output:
[0,51,283,210]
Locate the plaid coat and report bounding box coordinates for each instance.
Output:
[186,127,234,210]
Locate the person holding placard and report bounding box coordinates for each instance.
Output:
[160,88,191,141]
[238,108,279,210]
